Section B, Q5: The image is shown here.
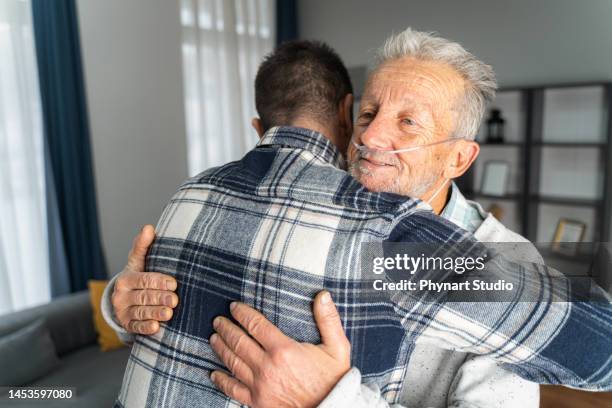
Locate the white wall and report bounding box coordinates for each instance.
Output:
[298,0,612,87]
[77,0,188,276]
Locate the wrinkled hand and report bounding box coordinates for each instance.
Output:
[210,291,351,408]
[112,225,179,334]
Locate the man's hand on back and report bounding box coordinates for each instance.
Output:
[112,226,352,406]
[112,225,179,334]
[209,291,351,408]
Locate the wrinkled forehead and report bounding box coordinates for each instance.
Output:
[361,86,433,112]
[363,58,465,112]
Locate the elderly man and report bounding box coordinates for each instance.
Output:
[108,31,611,407]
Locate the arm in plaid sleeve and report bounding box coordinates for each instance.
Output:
[387,210,612,391]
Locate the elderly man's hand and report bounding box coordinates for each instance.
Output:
[209,291,351,408]
[112,225,179,334]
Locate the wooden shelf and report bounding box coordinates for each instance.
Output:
[478,142,523,147]
[538,247,595,264]
[468,192,521,201]
[458,82,612,242]
[533,142,606,148]
[529,195,602,207]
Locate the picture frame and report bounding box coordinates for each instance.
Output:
[480,161,509,196]
[552,218,586,255]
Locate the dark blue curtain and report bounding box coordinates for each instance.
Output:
[44,138,71,297]
[276,0,298,45]
[31,0,107,292]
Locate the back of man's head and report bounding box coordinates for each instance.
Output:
[255,40,353,133]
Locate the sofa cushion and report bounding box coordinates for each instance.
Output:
[0,291,97,357]
[88,280,125,351]
[0,318,60,386]
[27,345,131,407]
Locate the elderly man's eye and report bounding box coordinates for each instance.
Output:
[358,112,374,124]
[402,118,415,126]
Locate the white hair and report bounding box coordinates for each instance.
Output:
[376,28,497,140]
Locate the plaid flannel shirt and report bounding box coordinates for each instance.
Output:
[116,126,612,408]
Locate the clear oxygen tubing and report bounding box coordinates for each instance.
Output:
[424,177,450,205]
[351,138,460,205]
[351,137,459,155]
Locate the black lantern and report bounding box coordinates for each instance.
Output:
[486,108,505,144]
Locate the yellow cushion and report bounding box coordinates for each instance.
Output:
[88,280,125,352]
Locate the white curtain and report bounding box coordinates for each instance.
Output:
[180,0,275,176]
[0,0,50,314]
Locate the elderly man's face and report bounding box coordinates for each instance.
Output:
[348,57,465,198]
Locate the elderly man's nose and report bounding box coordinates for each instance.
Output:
[360,119,392,149]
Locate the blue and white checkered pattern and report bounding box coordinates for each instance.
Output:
[116,126,612,408]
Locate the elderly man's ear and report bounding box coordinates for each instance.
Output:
[340,93,354,135]
[336,93,354,154]
[444,140,480,179]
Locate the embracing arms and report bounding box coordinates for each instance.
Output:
[103,229,534,408]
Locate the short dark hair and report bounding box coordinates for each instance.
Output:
[255,40,353,131]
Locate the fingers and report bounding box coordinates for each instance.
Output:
[116,271,177,291]
[127,305,174,322]
[127,320,160,335]
[209,333,254,386]
[113,225,177,336]
[313,291,350,360]
[112,270,178,335]
[126,225,156,271]
[126,289,178,308]
[212,316,265,367]
[116,304,173,333]
[210,371,252,406]
[229,302,293,351]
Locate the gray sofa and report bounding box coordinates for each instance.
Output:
[0,291,130,407]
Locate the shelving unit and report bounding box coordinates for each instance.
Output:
[458,82,612,243]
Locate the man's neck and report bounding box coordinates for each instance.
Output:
[428,185,451,215]
[289,118,338,148]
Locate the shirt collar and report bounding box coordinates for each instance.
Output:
[257,126,346,169]
[440,182,485,233]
